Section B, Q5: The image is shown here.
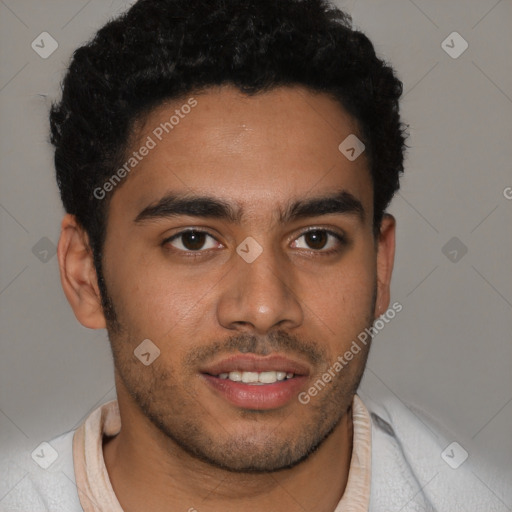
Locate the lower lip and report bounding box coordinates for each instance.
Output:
[202,374,308,410]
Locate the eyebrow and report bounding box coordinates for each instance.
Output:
[134,189,365,225]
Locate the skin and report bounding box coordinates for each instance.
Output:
[57,85,395,512]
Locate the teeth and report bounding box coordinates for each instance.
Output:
[241,371,259,383]
[259,371,278,383]
[218,371,295,384]
[228,371,242,382]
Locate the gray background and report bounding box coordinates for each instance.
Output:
[1,0,511,507]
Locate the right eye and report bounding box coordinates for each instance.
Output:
[163,229,222,253]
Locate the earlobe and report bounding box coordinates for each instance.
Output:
[57,214,107,329]
[374,214,396,319]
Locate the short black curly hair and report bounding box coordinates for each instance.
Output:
[50,0,407,320]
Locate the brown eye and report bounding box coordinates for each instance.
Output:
[304,230,328,250]
[182,231,207,250]
[165,230,218,252]
[291,229,345,253]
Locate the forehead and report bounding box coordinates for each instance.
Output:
[109,85,373,223]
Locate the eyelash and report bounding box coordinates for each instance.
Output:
[162,228,347,258]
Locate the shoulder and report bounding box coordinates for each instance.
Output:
[361,392,511,511]
[0,429,83,512]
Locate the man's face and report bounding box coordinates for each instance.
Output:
[98,85,389,472]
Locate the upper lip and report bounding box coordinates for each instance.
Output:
[200,354,310,376]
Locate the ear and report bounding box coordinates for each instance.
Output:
[374,214,396,318]
[57,214,107,329]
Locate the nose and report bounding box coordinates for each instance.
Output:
[216,241,304,335]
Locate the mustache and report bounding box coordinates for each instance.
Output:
[183,330,326,368]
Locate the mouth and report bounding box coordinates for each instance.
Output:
[200,355,310,410]
[213,370,295,385]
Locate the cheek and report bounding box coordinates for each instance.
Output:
[315,271,374,325]
[106,250,218,339]
[305,250,376,346]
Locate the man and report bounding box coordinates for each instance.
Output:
[1,0,508,511]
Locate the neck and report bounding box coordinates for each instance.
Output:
[103,386,354,512]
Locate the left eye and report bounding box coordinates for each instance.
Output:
[291,229,344,251]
